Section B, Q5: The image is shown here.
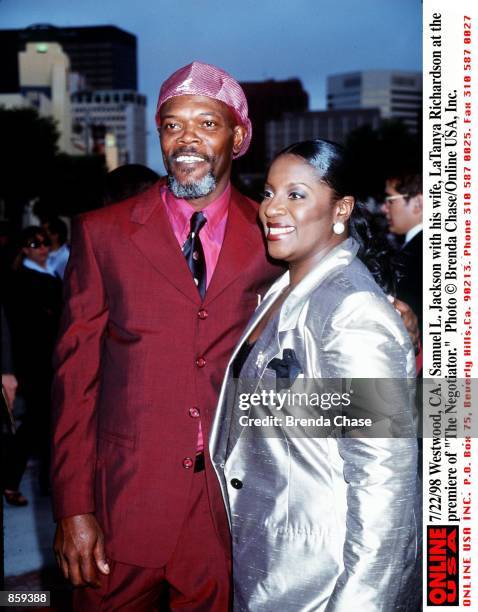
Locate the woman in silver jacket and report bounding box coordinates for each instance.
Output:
[210,140,421,611]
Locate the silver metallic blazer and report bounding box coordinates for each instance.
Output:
[210,238,421,612]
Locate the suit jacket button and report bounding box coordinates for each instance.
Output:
[198,309,208,319]
[189,407,200,418]
[182,457,194,469]
[196,356,206,368]
[230,478,243,489]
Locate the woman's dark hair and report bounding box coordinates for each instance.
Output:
[20,226,49,248]
[275,139,398,294]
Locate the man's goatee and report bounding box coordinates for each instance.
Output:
[168,172,217,199]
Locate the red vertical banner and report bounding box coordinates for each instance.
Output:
[427,526,459,605]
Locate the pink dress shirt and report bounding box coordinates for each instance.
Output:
[160,182,231,452]
[161,183,230,288]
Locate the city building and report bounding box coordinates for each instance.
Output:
[1,24,137,91]
[266,108,381,164]
[236,79,309,180]
[0,30,21,94]
[0,25,146,164]
[71,89,147,164]
[327,70,422,133]
[0,41,74,154]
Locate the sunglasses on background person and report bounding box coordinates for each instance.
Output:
[24,238,52,249]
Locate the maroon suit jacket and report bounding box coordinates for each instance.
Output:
[51,182,281,567]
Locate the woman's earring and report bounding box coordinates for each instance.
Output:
[333,221,345,235]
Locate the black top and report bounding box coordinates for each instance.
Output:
[396,230,423,339]
[232,342,256,378]
[4,266,62,383]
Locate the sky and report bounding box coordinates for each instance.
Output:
[1,0,422,171]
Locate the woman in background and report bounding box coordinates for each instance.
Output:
[210,140,420,611]
[4,226,62,499]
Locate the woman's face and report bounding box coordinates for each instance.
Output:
[22,233,50,267]
[260,154,350,278]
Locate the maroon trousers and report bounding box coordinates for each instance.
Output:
[73,471,231,611]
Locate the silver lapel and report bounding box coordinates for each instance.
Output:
[209,272,288,466]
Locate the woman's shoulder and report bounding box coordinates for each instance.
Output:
[307,258,410,343]
[307,257,388,318]
[305,260,414,377]
[326,256,385,296]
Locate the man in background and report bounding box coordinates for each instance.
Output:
[43,217,70,280]
[381,173,423,338]
[102,164,160,206]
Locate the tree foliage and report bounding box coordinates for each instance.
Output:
[0,107,59,221]
[0,106,108,226]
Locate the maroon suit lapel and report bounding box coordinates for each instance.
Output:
[129,182,263,305]
[130,182,202,304]
[205,187,263,305]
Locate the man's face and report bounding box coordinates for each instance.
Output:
[381,181,422,235]
[159,95,245,206]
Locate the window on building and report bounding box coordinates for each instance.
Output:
[392,76,417,87]
[344,76,361,88]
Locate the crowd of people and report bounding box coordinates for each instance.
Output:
[1,169,164,507]
[1,61,423,611]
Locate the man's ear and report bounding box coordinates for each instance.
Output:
[232,125,247,156]
[410,194,423,220]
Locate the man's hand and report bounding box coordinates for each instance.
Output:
[389,297,420,349]
[54,513,110,587]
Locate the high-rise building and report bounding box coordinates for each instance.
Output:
[0,41,74,153]
[236,79,309,180]
[71,90,147,164]
[0,30,21,94]
[266,108,381,164]
[1,25,137,91]
[20,41,73,153]
[327,70,422,133]
[0,24,146,163]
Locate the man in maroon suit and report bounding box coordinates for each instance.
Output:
[51,62,280,611]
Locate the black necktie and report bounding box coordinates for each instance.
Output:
[183,211,207,298]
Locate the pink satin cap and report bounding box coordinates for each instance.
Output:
[156,61,252,158]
